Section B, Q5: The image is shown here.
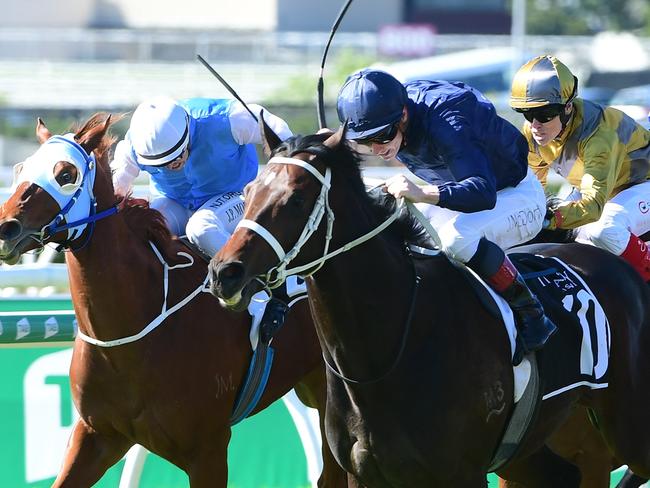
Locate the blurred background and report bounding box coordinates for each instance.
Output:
[0,0,649,184]
[0,1,648,486]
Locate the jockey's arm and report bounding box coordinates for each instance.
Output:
[553,134,621,229]
[110,138,141,198]
[528,151,551,187]
[430,117,497,213]
[228,102,293,145]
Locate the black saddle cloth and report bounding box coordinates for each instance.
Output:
[511,253,610,399]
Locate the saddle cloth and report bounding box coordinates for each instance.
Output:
[460,252,610,401]
[511,253,610,400]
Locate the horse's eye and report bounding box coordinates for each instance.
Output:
[56,171,74,186]
[289,193,305,209]
[54,163,79,188]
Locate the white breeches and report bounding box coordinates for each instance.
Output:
[150,191,245,257]
[416,170,546,263]
[575,181,650,255]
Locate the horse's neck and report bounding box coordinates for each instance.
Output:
[308,215,422,379]
[65,211,168,344]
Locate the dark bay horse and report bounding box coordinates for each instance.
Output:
[0,114,347,487]
[209,124,650,487]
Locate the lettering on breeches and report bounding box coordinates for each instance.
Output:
[506,207,543,233]
[207,191,245,225]
[225,202,245,224]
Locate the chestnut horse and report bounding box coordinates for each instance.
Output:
[0,114,347,487]
[209,125,650,487]
[499,406,646,487]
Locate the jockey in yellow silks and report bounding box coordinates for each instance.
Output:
[511,55,650,282]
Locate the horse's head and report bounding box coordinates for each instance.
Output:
[0,114,116,264]
[209,119,364,311]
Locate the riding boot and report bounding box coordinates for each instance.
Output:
[488,256,557,353]
[619,233,650,283]
[259,296,289,346]
[467,238,557,354]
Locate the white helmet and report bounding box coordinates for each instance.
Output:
[130,97,190,166]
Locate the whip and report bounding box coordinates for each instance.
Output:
[196,54,259,122]
[317,0,355,129]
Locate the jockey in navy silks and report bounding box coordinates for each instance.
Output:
[336,69,557,355]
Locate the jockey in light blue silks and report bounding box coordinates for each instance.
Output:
[336,69,557,355]
[111,96,292,257]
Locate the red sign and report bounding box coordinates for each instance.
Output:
[378,23,437,58]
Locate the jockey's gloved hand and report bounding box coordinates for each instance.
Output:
[543,208,559,230]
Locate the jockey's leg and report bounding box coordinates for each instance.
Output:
[185,192,244,257]
[423,173,555,356]
[189,192,289,338]
[576,183,650,283]
[466,238,557,354]
[150,196,192,236]
[619,234,650,282]
[578,226,650,283]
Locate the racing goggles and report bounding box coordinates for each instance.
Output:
[356,124,400,145]
[520,106,564,124]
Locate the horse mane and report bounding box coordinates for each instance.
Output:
[273,134,432,247]
[73,113,175,251]
[117,197,173,249]
[72,112,121,181]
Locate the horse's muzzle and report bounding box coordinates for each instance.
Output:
[0,219,26,264]
[209,260,252,310]
[0,218,23,242]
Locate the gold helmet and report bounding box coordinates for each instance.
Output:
[510,55,578,110]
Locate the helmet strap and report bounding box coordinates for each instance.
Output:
[556,102,574,139]
[398,107,409,149]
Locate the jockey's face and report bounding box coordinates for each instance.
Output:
[368,129,404,161]
[163,145,189,171]
[527,104,571,146]
[529,115,563,146]
[357,108,408,161]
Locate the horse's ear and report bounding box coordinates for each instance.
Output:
[36,118,52,144]
[260,110,282,157]
[77,114,112,154]
[323,121,347,149]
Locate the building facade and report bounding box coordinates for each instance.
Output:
[1,0,511,34]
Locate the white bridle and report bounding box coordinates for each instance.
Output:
[235,156,404,289]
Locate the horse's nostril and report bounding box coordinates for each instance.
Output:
[0,219,23,241]
[214,261,246,291]
[219,263,244,280]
